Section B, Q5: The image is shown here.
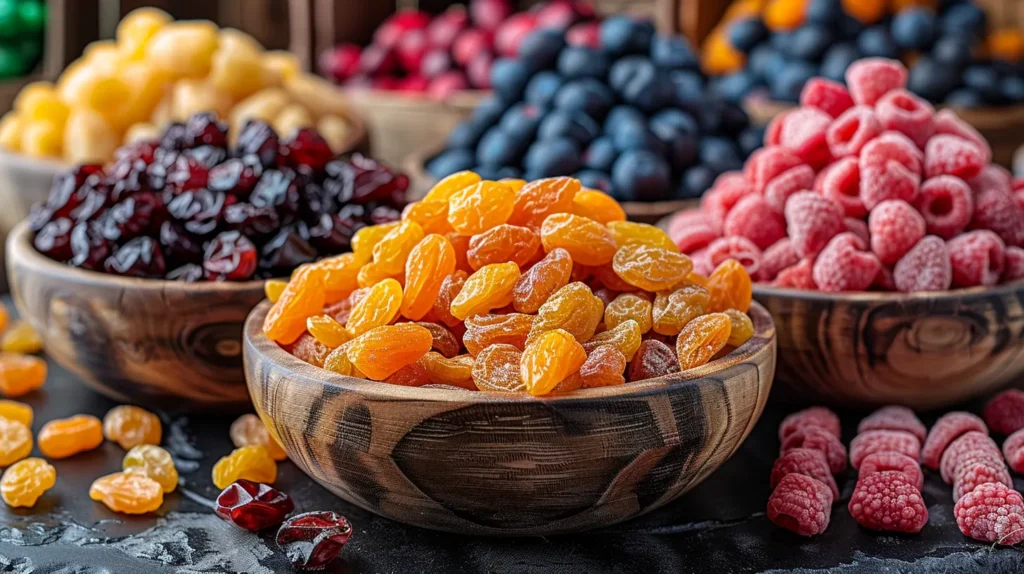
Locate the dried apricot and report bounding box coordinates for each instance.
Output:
[418,353,475,390]
[351,221,398,264]
[463,313,533,355]
[530,282,604,343]
[607,221,678,252]
[0,416,32,466]
[520,329,587,396]
[433,271,468,327]
[652,285,711,336]
[306,314,350,348]
[512,247,573,313]
[230,413,288,461]
[581,319,642,361]
[1,458,55,507]
[508,176,579,229]
[724,309,755,347]
[265,279,287,302]
[472,344,524,392]
[416,322,460,358]
[90,471,164,514]
[572,189,626,224]
[314,253,361,305]
[288,333,330,367]
[628,339,679,382]
[345,323,433,380]
[467,224,541,269]
[38,414,104,459]
[612,244,694,292]
[212,446,277,490]
[123,445,178,493]
[500,178,527,192]
[707,259,753,312]
[102,405,161,450]
[588,262,637,292]
[423,170,481,203]
[540,213,617,265]
[605,293,653,334]
[264,265,327,345]
[0,400,32,427]
[676,313,732,371]
[1,322,42,354]
[402,235,457,320]
[446,232,473,272]
[450,262,521,320]
[356,260,401,288]
[372,220,425,275]
[384,363,431,386]
[0,353,46,397]
[346,278,403,336]
[322,346,354,377]
[447,181,515,235]
[402,200,453,235]
[579,346,627,388]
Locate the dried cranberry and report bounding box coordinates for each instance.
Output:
[187,145,227,170]
[300,183,335,218]
[223,202,279,237]
[70,222,112,270]
[98,192,165,242]
[166,154,211,192]
[166,263,205,282]
[115,140,157,164]
[158,221,203,265]
[204,231,257,281]
[235,120,279,167]
[27,204,54,231]
[159,122,189,151]
[33,218,74,261]
[104,237,166,277]
[251,170,299,214]
[281,128,334,172]
[208,157,262,197]
[108,160,152,201]
[276,511,352,570]
[167,189,226,236]
[46,167,102,220]
[186,112,228,148]
[259,227,316,272]
[215,479,295,531]
[305,213,354,253]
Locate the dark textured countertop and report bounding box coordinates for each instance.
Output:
[0,326,1021,572]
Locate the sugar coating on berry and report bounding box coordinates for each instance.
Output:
[939,430,1002,483]
[820,157,866,218]
[862,131,924,175]
[781,425,848,474]
[970,165,1013,201]
[779,406,842,441]
[759,238,800,282]
[827,106,883,160]
[844,217,869,246]
[1004,246,1024,282]
[766,473,834,537]
[857,405,927,443]
[868,200,926,265]
[846,58,908,107]
[875,89,935,149]
[953,482,1024,545]
[705,236,763,277]
[723,195,787,251]
[970,187,1024,248]
[983,389,1024,436]
[764,165,815,214]
[690,247,713,276]
[859,132,923,210]
[774,258,816,289]
[779,108,833,169]
[672,224,720,255]
[812,232,882,292]
[701,173,753,233]
[914,176,974,239]
[765,110,790,147]
[770,447,840,500]
[858,451,924,491]
[933,109,991,165]
[800,78,855,119]
[924,134,986,181]
[785,191,845,259]
[849,429,921,469]
[1002,428,1024,474]
[848,470,928,533]
[893,236,952,292]
[953,461,1013,502]
[921,411,988,470]
[746,147,804,194]
[948,230,1006,288]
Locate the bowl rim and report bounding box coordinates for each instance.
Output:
[0,149,70,172]
[753,279,1024,303]
[243,298,777,404]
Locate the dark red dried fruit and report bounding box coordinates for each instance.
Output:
[204,231,257,281]
[166,263,205,282]
[276,511,353,570]
[235,120,280,167]
[186,112,228,148]
[281,128,334,172]
[33,218,74,261]
[215,479,295,532]
[104,236,166,277]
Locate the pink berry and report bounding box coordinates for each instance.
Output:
[785,191,845,258]
[452,28,494,67]
[893,235,952,292]
[857,405,927,442]
[774,258,817,289]
[844,217,870,245]
[1002,428,1024,473]
[933,109,991,165]
[1004,246,1024,282]
[873,265,896,290]
[566,21,600,48]
[953,461,1014,502]
[690,247,713,276]
[800,78,855,119]
[971,187,1024,247]
[939,430,1002,483]
[846,58,908,107]
[779,108,833,169]
[781,424,848,475]
[875,89,935,149]
[820,157,866,218]
[779,406,842,441]
[848,470,928,533]
[849,429,921,469]
[921,411,988,470]
[767,473,834,537]
[745,147,803,194]
[984,389,1024,436]
[701,172,752,233]
[969,164,1013,196]
[770,447,840,500]
[812,232,882,292]
[493,12,538,56]
[948,229,1006,287]
[858,451,924,490]
[860,132,923,210]
[765,110,789,147]
[723,195,787,251]
[954,482,1024,545]
[826,105,884,159]
[705,236,763,277]
[764,164,815,214]
[914,175,974,239]
[473,0,515,32]
[924,134,986,180]
[868,199,926,265]
[759,238,800,282]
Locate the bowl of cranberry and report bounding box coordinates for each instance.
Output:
[5,113,410,410]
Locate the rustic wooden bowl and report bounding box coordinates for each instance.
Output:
[6,221,266,411]
[0,151,65,289]
[244,299,776,536]
[754,282,1024,410]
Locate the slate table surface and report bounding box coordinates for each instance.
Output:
[0,300,1020,573]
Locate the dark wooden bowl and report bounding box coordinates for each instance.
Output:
[754,282,1024,410]
[6,221,266,411]
[243,299,776,536]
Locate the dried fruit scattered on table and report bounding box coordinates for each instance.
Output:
[781,425,848,475]
[216,479,295,531]
[766,473,833,537]
[102,405,161,450]
[779,406,841,441]
[0,322,42,354]
[0,416,32,467]
[0,353,46,397]
[849,429,921,470]
[38,414,104,459]
[89,471,164,514]
[770,448,840,500]
[1,458,56,508]
[123,445,179,493]
[921,411,987,470]
[848,470,928,533]
[859,451,924,491]
[277,510,353,570]
[231,414,288,461]
[213,445,278,490]
[939,431,1001,484]
[983,389,1024,436]
[0,400,32,427]
[857,405,926,443]
[954,482,1024,545]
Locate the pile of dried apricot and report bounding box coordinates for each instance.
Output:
[264,173,756,396]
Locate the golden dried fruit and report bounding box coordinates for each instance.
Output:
[520,329,587,396]
[676,313,732,371]
[449,262,520,320]
[612,244,694,292]
[539,213,617,266]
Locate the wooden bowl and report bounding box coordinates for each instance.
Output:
[243,300,776,536]
[754,282,1024,410]
[0,151,65,289]
[6,221,266,410]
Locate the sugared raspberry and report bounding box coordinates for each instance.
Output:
[859,132,923,210]
[953,461,1014,502]
[770,448,840,499]
[779,108,833,169]
[939,430,1002,483]
[848,471,928,533]
[849,429,921,469]
[1004,246,1024,282]
[767,473,833,537]
[774,258,817,289]
[947,230,1006,288]
[875,89,935,149]
[858,451,924,490]
[827,106,883,160]
[933,109,991,165]
[820,157,866,218]
[759,238,800,282]
[846,58,908,106]
[953,482,1024,545]
[723,195,787,251]
[893,236,952,292]
[812,232,882,292]
[781,426,848,474]
[705,236,763,277]
[857,405,927,442]
[701,173,752,233]
[745,147,804,194]
[779,406,842,441]
[924,134,986,180]
[690,247,713,276]
[844,217,869,246]
[868,200,926,265]
[800,78,854,119]
[765,110,789,147]
[785,191,845,258]
[914,176,974,239]
[983,389,1024,436]
[970,187,1024,248]
[669,210,720,254]
[1002,428,1024,474]
[969,164,1013,196]
[764,165,815,214]
[921,411,988,470]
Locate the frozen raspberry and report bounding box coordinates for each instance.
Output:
[800,78,854,119]
[969,164,1013,196]
[970,187,1024,248]
[951,450,1008,487]
[745,147,804,194]
[947,230,1006,288]
[862,131,924,174]
[859,451,924,490]
[939,431,1002,483]
[765,110,790,147]
[770,447,840,500]
[812,232,882,292]
[1002,428,1024,474]
[779,108,833,169]
[1003,246,1024,282]
[701,173,752,233]
[672,224,719,255]
[844,217,869,246]
[859,132,923,210]
[774,258,817,289]
[914,176,974,239]
[921,411,988,470]
[848,470,928,533]
[759,238,800,282]
[924,134,986,180]
[826,106,883,159]
[933,109,991,165]
[984,389,1024,436]
[785,191,845,258]
[820,157,866,218]
[953,461,1014,502]
[690,247,713,276]
[779,406,842,441]
[868,200,926,265]
[846,58,908,107]
[850,429,921,469]
[893,236,952,292]
[723,195,787,251]
[781,426,848,474]
[857,406,927,442]
[705,236,763,277]
[767,473,833,537]
[764,165,815,214]
[875,89,935,149]
[953,482,1024,545]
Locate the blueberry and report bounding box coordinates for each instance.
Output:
[748,44,787,81]
[1002,76,1024,103]
[584,137,617,172]
[700,137,743,174]
[427,149,475,178]
[695,99,727,135]
[650,34,699,69]
[907,56,961,103]
[945,88,984,107]
[820,43,859,82]
[538,109,600,145]
[470,96,508,129]
[806,0,843,25]
[679,165,717,199]
[476,127,524,168]
[770,31,795,56]
[669,69,705,105]
[554,78,614,119]
[857,26,898,58]
[613,60,675,112]
[494,166,522,180]
[770,61,817,102]
[575,169,612,192]
[727,18,768,54]
[611,150,671,201]
[518,29,565,70]
[557,46,609,79]
[524,137,582,177]
[932,35,972,68]
[609,56,648,92]
[472,165,500,180]
[941,4,987,39]
[837,14,864,41]
[719,102,750,137]
[665,132,698,173]
[711,71,761,103]
[445,121,484,149]
[524,71,564,108]
[892,8,937,51]
[600,15,653,57]
[490,58,534,102]
[649,109,699,141]
[738,125,767,158]
[499,103,545,141]
[612,119,664,156]
[963,65,1001,101]
[790,24,834,60]
[604,105,643,133]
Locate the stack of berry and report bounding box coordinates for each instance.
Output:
[667,58,1024,293]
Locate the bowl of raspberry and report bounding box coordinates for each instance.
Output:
[6,113,410,410]
[665,58,1024,410]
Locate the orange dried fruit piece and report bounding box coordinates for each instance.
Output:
[123,445,178,493]
[264,264,327,345]
[1,457,55,507]
[322,346,354,377]
[652,285,711,336]
[402,200,453,235]
[707,259,752,312]
[351,221,399,264]
[472,344,525,392]
[521,329,587,396]
[433,271,469,327]
[345,278,403,336]
[0,400,32,426]
[572,189,625,224]
[447,180,515,236]
[530,282,604,343]
[724,309,755,347]
[579,345,627,388]
[314,253,361,305]
[588,262,637,292]
[507,176,579,229]
[419,353,475,390]
[264,279,287,303]
[463,313,533,355]
[306,314,351,348]
[38,414,104,459]
[1,321,42,354]
[212,445,277,490]
[612,244,694,292]
[384,362,431,387]
[677,313,732,371]
[0,416,32,466]
[701,29,746,75]
[447,232,473,272]
[402,234,457,320]
[540,213,617,266]
[372,219,425,275]
[416,322,460,358]
[230,413,288,461]
[0,353,46,397]
[467,224,541,270]
[102,405,162,450]
[288,333,331,367]
[0,303,8,333]
[90,471,164,514]
[423,170,481,203]
[345,323,434,380]
[840,0,885,25]
[512,247,573,314]
[764,0,808,30]
[356,260,401,288]
[450,262,521,321]
[629,339,680,382]
[607,221,678,252]
[605,293,653,334]
[581,319,642,361]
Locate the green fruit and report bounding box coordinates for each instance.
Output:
[0,45,25,78]
[16,1,45,36]
[0,0,18,40]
